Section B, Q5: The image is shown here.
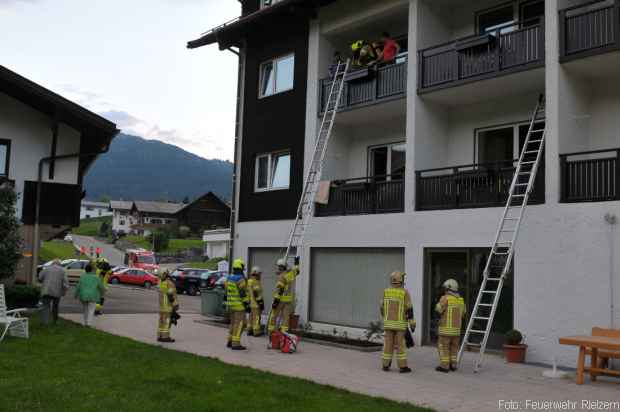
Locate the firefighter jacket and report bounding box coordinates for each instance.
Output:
[381,287,415,331]
[226,274,249,312]
[247,277,263,309]
[435,292,466,336]
[159,278,177,314]
[273,266,299,303]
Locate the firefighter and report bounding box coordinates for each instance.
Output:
[246,266,265,337]
[351,39,378,68]
[435,278,466,373]
[226,258,250,350]
[158,270,178,343]
[380,271,415,373]
[94,258,111,315]
[267,257,300,338]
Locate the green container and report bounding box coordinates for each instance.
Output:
[201,289,226,317]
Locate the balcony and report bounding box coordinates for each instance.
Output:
[415,160,545,211]
[318,57,407,115]
[560,148,619,203]
[418,19,545,94]
[560,0,620,62]
[315,175,404,217]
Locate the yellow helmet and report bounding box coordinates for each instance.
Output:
[443,278,459,292]
[389,271,405,286]
[160,270,170,280]
[351,40,364,51]
[232,258,245,270]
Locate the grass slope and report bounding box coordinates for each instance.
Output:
[124,236,203,253]
[0,318,433,412]
[39,241,87,262]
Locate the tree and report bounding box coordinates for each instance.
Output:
[99,195,111,203]
[147,230,170,252]
[0,188,22,281]
[99,221,110,238]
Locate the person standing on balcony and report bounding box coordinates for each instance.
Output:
[380,271,415,373]
[376,32,400,65]
[435,278,466,373]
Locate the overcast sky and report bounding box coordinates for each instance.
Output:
[0,0,240,161]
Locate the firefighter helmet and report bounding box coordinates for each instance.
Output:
[232,259,245,270]
[276,258,288,269]
[443,278,459,292]
[389,271,405,286]
[250,266,262,276]
[351,40,364,51]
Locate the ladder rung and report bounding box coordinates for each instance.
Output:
[481,290,497,294]
[531,129,545,133]
[528,139,543,144]
[486,278,502,281]
[515,183,528,186]
[478,303,493,307]
[524,150,539,154]
[473,316,490,320]
[470,329,486,334]
[521,161,536,164]
[512,194,525,198]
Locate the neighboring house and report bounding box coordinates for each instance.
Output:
[175,192,231,234]
[202,228,230,259]
[80,200,113,220]
[131,201,184,235]
[0,65,118,283]
[189,0,620,367]
[110,200,135,234]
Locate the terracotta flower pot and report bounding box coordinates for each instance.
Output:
[503,344,528,363]
[289,314,300,331]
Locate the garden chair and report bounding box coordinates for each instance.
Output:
[0,284,29,342]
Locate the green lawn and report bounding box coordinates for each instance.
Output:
[0,318,432,412]
[124,235,152,250]
[39,240,87,262]
[124,236,203,253]
[184,257,227,270]
[72,216,112,237]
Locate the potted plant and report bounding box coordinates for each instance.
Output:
[503,329,527,363]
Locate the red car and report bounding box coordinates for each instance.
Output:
[109,268,159,288]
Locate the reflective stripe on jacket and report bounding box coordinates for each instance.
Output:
[381,287,412,331]
[436,293,466,336]
[248,278,263,308]
[273,266,299,303]
[226,274,248,312]
[159,279,177,314]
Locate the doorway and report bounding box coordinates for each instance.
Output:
[423,248,514,349]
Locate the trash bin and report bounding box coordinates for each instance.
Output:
[201,289,226,317]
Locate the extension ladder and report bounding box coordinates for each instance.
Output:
[282,59,350,263]
[457,95,546,372]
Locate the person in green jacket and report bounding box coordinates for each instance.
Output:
[74,263,106,327]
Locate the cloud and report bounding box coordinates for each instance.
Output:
[0,0,39,8]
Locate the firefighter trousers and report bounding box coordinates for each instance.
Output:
[246,307,262,334]
[438,335,460,369]
[228,311,246,347]
[383,330,407,369]
[267,302,291,333]
[158,312,171,339]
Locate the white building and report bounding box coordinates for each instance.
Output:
[0,65,118,283]
[80,200,113,220]
[189,0,620,367]
[110,200,136,234]
[202,228,231,259]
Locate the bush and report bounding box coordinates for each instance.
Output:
[147,230,170,252]
[504,329,524,345]
[178,226,191,239]
[4,284,40,309]
[0,188,22,281]
[99,221,110,238]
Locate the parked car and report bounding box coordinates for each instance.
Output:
[203,270,227,290]
[64,234,73,242]
[109,268,159,288]
[170,268,210,296]
[63,259,91,284]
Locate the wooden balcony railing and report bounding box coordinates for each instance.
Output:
[416,160,545,211]
[560,148,620,203]
[315,175,404,217]
[560,0,620,61]
[319,56,407,114]
[418,18,544,92]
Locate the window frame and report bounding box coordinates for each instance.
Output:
[258,53,295,98]
[254,150,291,193]
[260,0,284,9]
[367,141,406,181]
[0,139,11,177]
[474,119,545,164]
[475,1,517,35]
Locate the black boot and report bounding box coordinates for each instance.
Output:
[399,367,412,374]
[226,341,232,348]
[435,366,449,373]
[449,365,458,372]
[231,345,247,351]
[382,366,390,372]
[247,330,254,337]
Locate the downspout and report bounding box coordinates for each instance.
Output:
[605,213,617,330]
[227,42,245,272]
[31,146,111,282]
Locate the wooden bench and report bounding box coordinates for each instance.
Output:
[587,327,620,368]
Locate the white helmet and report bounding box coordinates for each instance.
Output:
[443,278,459,292]
[250,266,262,276]
[276,258,287,269]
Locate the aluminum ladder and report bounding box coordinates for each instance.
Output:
[282,59,350,263]
[457,95,546,372]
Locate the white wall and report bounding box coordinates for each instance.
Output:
[0,92,81,220]
[112,210,134,234]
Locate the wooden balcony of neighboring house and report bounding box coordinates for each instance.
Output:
[318,54,408,115]
[415,160,545,211]
[314,175,404,217]
[418,18,545,94]
[560,0,620,62]
[560,148,620,203]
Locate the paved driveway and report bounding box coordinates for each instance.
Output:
[73,235,125,266]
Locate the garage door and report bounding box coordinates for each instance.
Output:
[248,248,283,310]
[310,248,405,328]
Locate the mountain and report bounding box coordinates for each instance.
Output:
[83,133,233,202]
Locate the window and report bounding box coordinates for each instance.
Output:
[120,219,126,226]
[259,54,295,97]
[260,0,284,9]
[475,120,545,164]
[520,0,544,26]
[477,4,515,35]
[0,140,9,177]
[369,142,406,181]
[255,151,291,191]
